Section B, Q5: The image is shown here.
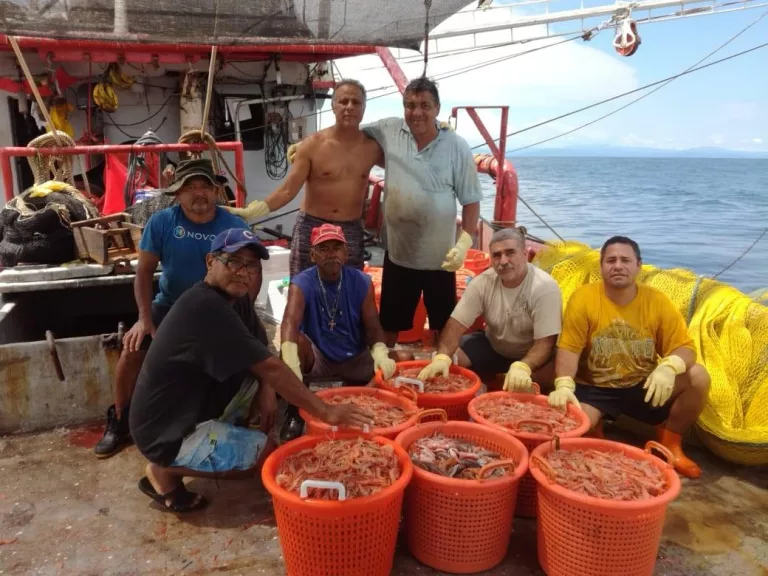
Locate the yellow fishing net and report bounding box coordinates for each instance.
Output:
[533,240,768,456]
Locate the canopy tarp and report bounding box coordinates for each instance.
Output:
[0,1,469,49]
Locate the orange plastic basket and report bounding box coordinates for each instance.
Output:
[300,386,420,441]
[463,248,491,275]
[374,360,482,421]
[261,432,414,576]
[395,417,529,574]
[529,438,681,576]
[467,385,591,518]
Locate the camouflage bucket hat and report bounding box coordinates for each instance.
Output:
[165,159,228,194]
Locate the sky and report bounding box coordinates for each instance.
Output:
[318,1,768,152]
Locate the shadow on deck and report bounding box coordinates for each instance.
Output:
[1,420,766,575]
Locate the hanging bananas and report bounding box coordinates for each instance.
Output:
[108,63,135,90]
[93,82,118,112]
[92,63,135,113]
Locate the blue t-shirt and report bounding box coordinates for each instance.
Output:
[291,265,371,363]
[139,205,248,306]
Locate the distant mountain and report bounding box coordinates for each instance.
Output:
[499,145,768,159]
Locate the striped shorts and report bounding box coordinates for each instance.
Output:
[289,212,366,277]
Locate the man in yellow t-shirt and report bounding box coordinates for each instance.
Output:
[550,236,710,479]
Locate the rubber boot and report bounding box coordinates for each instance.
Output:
[279,405,304,444]
[94,404,132,458]
[657,428,701,479]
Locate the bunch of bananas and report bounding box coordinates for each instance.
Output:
[93,82,118,112]
[92,64,135,113]
[108,63,135,90]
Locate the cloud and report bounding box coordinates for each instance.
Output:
[621,133,657,147]
[322,7,639,148]
[753,137,764,144]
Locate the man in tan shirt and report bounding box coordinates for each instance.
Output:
[418,228,563,391]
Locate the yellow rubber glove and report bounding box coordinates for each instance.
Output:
[441,230,473,272]
[226,199,270,221]
[371,342,396,379]
[287,142,301,164]
[504,361,532,392]
[417,353,452,381]
[548,376,581,410]
[280,341,303,382]
[643,354,685,407]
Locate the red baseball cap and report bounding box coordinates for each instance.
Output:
[311,223,347,246]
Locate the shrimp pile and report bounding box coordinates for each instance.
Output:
[276,437,401,500]
[325,393,415,428]
[408,433,513,480]
[389,366,475,394]
[474,395,579,434]
[542,449,668,501]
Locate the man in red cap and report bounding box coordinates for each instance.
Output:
[278,223,411,442]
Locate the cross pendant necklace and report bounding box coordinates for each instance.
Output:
[317,268,343,331]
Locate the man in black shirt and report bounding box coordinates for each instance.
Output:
[130,228,373,513]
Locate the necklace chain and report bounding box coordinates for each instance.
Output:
[317,268,343,329]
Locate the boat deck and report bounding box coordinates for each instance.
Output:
[2,415,766,575]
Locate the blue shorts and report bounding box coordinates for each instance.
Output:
[171,420,267,473]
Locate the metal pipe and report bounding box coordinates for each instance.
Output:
[234,146,246,208]
[0,141,245,202]
[1,150,13,202]
[233,94,305,142]
[0,36,378,56]
[375,47,409,94]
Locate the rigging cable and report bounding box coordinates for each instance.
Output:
[470,39,768,151]
[504,7,768,154]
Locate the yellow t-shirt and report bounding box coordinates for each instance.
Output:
[558,282,694,388]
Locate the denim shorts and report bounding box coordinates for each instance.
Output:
[171,420,267,473]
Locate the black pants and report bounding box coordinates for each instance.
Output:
[379,252,456,332]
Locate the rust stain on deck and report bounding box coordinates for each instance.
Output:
[0,353,29,421]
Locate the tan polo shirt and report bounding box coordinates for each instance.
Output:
[451,264,563,359]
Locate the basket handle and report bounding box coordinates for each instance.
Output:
[644,441,677,468]
[514,419,553,434]
[530,455,557,483]
[415,408,448,424]
[330,423,372,434]
[478,458,516,480]
[396,385,418,402]
[394,376,425,393]
[299,480,347,501]
[528,382,541,395]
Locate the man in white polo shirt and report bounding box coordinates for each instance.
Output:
[418,228,563,391]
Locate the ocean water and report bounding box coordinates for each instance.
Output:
[478,157,768,295]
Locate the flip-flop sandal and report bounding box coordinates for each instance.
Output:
[138,476,208,513]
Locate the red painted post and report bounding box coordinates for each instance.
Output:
[1,151,13,202]
[375,47,409,95]
[233,143,246,208]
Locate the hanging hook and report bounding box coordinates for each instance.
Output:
[613,15,641,57]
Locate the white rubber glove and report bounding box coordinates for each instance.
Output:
[438,120,454,131]
[371,342,396,379]
[643,354,685,407]
[441,230,473,272]
[280,341,303,382]
[548,376,581,410]
[226,199,270,221]
[287,142,301,164]
[417,353,452,381]
[504,361,533,392]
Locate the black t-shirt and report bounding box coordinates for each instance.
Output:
[129,282,272,466]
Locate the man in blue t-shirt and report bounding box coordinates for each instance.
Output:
[278,223,412,442]
[95,159,249,458]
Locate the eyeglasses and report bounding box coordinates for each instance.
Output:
[217,256,261,275]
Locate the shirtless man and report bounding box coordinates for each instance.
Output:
[227,79,381,276]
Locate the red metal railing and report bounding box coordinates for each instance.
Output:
[0,142,246,206]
